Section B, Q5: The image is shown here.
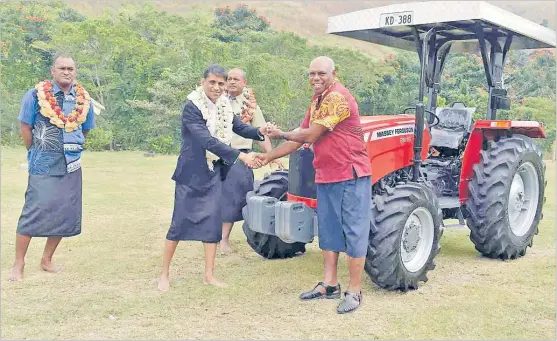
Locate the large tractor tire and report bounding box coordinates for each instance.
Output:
[466,134,546,259]
[365,183,442,291]
[242,170,307,259]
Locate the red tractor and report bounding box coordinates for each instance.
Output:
[242,1,554,291]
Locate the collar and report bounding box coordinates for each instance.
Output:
[227,90,244,101]
[204,94,217,110]
[52,81,76,96]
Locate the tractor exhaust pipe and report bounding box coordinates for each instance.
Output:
[413,28,436,182]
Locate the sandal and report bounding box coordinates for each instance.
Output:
[337,291,362,314]
[299,282,341,300]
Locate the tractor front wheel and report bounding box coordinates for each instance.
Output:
[466,134,545,259]
[365,183,442,291]
[242,170,307,259]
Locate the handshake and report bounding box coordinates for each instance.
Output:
[238,152,273,169]
[259,122,283,139]
[238,123,285,169]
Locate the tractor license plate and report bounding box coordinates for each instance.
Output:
[380,11,414,27]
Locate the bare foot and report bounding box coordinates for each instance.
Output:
[40,260,63,273]
[8,263,24,281]
[219,241,233,254]
[203,276,228,287]
[157,275,170,292]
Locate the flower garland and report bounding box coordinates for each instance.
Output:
[35,80,91,133]
[187,86,234,171]
[239,87,257,123]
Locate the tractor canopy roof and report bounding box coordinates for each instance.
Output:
[327,1,556,52]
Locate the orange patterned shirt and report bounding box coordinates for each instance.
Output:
[301,81,371,184]
[310,90,351,130]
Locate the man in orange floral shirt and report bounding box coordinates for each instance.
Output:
[259,56,372,314]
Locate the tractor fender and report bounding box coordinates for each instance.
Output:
[473,120,546,138]
[458,120,546,203]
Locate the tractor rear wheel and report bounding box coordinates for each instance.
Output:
[242,170,307,259]
[466,134,545,259]
[365,183,442,291]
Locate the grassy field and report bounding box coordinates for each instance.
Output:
[1,146,555,340]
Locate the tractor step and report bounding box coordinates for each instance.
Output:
[443,223,468,229]
[438,196,461,209]
[438,196,467,226]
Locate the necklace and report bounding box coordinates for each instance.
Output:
[187,87,234,171]
[239,87,257,123]
[35,80,91,132]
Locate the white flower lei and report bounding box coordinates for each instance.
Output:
[187,86,234,171]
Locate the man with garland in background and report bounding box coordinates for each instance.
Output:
[8,54,96,281]
[219,68,284,254]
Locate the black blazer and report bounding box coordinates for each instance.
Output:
[171,100,264,187]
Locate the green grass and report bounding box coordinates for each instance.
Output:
[1,147,555,340]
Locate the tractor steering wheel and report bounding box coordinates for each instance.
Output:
[402,107,440,127]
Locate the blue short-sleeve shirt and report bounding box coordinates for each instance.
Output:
[18,81,96,175]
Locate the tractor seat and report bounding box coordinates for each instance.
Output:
[430,104,476,149]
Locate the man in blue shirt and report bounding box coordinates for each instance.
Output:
[8,54,96,281]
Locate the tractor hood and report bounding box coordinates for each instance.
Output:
[360,114,417,132]
[358,114,430,184]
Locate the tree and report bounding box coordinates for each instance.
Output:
[501,97,556,152]
[1,1,554,152]
[213,4,270,42]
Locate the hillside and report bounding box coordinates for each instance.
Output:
[1,1,554,152]
[60,0,556,59]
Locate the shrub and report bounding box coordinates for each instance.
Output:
[148,136,179,154]
[84,128,113,151]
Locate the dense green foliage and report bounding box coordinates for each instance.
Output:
[1,1,555,153]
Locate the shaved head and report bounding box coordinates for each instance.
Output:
[310,56,335,73]
[308,56,336,95]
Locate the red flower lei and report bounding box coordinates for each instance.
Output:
[35,80,91,132]
[240,87,257,123]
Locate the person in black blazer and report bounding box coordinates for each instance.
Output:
[157,64,270,291]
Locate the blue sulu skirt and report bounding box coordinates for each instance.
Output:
[17,169,83,237]
[220,156,255,223]
[167,164,224,243]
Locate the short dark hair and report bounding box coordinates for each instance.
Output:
[203,64,227,79]
[51,53,76,67]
